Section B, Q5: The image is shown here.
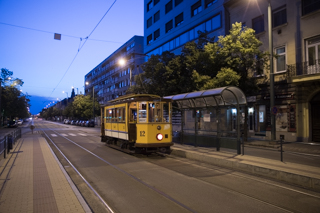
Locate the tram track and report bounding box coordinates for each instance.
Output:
[39,121,320,213]
[40,123,197,213]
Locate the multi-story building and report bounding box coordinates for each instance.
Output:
[224,0,320,142]
[84,36,144,104]
[144,0,320,142]
[144,0,226,56]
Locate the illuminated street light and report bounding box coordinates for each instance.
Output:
[85,82,95,121]
[252,0,275,140]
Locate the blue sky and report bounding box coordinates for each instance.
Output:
[0,0,144,114]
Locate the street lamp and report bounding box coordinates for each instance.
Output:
[85,82,95,121]
[267,0,276,141]
[63,91,68,103]
[252,0,275,140]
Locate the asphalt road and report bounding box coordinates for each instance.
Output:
[33,120,320,213]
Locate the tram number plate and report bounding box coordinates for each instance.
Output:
[140,131,145,137]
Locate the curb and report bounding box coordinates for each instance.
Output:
[171,148,320,192]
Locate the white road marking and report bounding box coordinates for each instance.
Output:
[51,134,58,137]
[68,133,77,136]
[78,133,87,136]
[60,133,68,137]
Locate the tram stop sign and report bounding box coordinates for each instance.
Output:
[272,106,278,115]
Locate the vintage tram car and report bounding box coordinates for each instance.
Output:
[100,94,173,154]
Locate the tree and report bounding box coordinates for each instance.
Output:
[205,22,268,94]
[70,94,100,119]
[1,68,30,122]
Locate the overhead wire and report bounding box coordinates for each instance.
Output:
[49,0,117,97]
[0,21,123,44]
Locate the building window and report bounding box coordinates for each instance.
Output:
[205,0,217,8]
[147,34,153,45]
[147,17,152,28]
[165,0,173,14]
[252,15,264,34]
[154,10,160,23]
[166,20,173,33]
[191,1,202,17]
[275,46,286,72]
[302,0,320,16]
[154,0,160,6]
[175,12,183,27]
[306,36,320,72]
[154,29,160,40]
[147,1,153,12]
[273,7,287,28]
[175,0,183,7]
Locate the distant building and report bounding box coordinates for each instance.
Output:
[84,36,144,104]
[144,0,225,56]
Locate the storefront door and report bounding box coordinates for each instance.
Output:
[311,93,320,142]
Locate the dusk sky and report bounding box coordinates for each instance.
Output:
[0,0,144,114]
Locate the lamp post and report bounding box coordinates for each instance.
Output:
[63,91,68,103]
[267,0,275,141]
[86,82,95,121]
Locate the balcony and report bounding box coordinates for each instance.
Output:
[287,60,320,83]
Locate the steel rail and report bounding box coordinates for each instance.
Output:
[43,125,197,213]
[40,128,115,213]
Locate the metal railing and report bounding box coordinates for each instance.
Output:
[0,129,21,160]
[287,60,320,77]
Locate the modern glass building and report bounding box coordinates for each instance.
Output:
[144,0,226,56]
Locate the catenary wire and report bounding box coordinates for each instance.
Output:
[49,0,117,97]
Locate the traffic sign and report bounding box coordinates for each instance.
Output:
[272,106,278,115]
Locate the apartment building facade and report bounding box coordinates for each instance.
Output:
[84,36,144,105]
[144,0,320,142]
[144,0,226,56]
[224,0,320,142]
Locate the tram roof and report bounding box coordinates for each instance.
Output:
[107,93,170,105]
[164,86,247,109]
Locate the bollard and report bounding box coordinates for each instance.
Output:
[280,134,284,162]
[4,137,7,159]
[241,132,244,156]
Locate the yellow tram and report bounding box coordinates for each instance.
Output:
[100,94,173,154]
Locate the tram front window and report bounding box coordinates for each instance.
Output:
[139,103,147,122]
[148,102,170,123]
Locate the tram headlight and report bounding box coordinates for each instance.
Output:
[156,133,163,141]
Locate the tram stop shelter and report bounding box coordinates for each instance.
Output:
[164,86,247,154]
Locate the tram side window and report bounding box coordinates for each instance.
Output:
[149,102,163,122]
[118,107,125,122]
[139,102,147,122]
[107,109,112,122]
[130,108,137,122]
[112,109,117,122]
[163,102,170,123]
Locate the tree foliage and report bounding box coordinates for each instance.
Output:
[1,68,30,121]
[129,23,268,96]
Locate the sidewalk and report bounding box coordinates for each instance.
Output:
[0,131,91,213]
[171,143,320,192]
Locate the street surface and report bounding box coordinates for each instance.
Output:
[30,120,320,212]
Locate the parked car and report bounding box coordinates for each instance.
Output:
[7,120,17,128]
[81,120,87,126]
[70,120,77,125]
[63,119,69,124]
[17,120,23,125]
[85,120,95,127]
